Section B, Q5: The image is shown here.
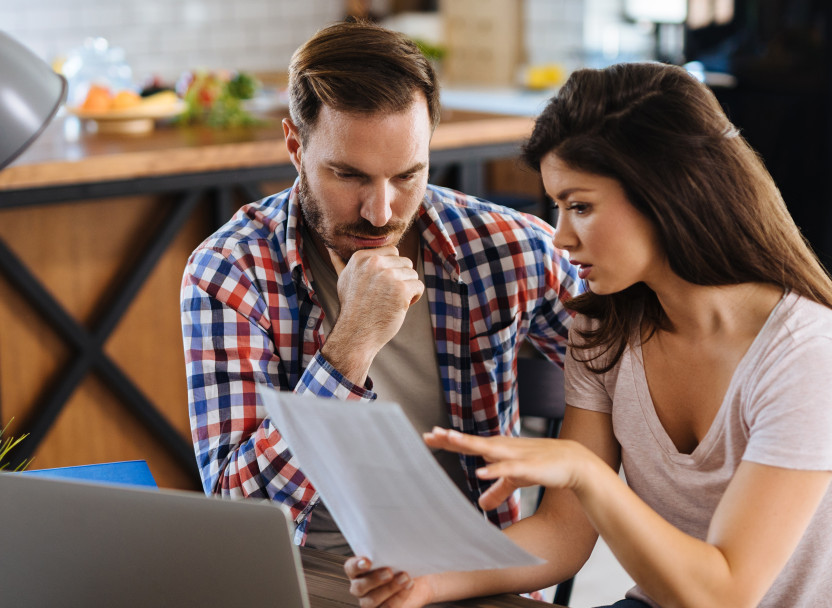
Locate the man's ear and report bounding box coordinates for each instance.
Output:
[282,118,303,173]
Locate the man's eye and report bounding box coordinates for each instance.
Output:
[335,172,359,179]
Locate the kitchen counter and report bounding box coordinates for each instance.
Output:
[0,108,534,193]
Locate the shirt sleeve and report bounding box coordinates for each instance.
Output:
[743,334,832,471]
[181,244,371,526]
[563,315,614,413]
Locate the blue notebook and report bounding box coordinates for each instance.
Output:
[20,459,157,489]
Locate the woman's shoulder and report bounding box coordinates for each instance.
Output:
[777,291,832,340]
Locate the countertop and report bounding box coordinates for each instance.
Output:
[0,107,535,192]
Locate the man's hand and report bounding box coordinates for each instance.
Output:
[320,246,424,386]
[345,557,433,608]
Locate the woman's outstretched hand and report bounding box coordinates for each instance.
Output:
[344,557,433,608]
[423,427,589,511]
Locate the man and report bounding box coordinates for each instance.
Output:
[181,21,580,553]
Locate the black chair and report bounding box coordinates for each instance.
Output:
[516,355,574,606]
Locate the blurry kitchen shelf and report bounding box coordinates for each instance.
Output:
[440,87,556,118]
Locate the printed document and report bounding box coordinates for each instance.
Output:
[258,387,545,577]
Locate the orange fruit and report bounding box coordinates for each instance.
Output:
[111,90,141,110]
[81,84,113,112]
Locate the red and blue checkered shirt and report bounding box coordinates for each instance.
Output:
[181,180,580,543]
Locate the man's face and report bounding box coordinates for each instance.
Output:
[285,93,432,262]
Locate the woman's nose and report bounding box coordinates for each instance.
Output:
[553,212,576,251]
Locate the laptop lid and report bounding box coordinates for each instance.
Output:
[0,472,311,608]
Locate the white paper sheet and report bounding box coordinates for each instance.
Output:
[258,386,545,577]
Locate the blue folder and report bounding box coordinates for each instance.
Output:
[20,459,158,489]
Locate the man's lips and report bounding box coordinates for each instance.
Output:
[349,234,395,248]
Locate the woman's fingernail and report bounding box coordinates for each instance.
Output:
[357,558,369,570]
[395,573,410,586]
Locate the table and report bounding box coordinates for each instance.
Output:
[300,548,560,607]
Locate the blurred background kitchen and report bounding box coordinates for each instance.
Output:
[1,2,829,605]
[3,0,829,258]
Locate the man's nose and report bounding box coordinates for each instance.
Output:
[360,180,394,227]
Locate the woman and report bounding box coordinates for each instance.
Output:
[344,62,832,608]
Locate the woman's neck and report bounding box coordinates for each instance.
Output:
[648,277,784,341]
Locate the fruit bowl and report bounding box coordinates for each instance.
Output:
[67,100,186,134]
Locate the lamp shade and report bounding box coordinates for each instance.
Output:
[0,31,67,171]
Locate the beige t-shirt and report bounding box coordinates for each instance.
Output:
[565,291,832,607]
[301,232,468,554]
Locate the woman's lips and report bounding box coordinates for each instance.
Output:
[571,261,593,280]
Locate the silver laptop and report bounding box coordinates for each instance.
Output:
[0,472,311,608]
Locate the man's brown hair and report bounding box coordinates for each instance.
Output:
[288,20,440,142]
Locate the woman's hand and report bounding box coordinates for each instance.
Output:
[423,427,593,511]
[344,557,433,608]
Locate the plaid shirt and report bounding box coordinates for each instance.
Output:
[181,180,580,543]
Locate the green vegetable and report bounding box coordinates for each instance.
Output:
[177,70,263,129]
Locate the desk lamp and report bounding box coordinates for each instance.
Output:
[0,31,67,171]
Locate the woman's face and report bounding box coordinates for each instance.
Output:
[542,153,665,295]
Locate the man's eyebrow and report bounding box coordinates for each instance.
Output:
[399,161,428,176]
[328,162,369,177]
[327,161,428,177]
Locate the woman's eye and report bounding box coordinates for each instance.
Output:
[568,203,590,214]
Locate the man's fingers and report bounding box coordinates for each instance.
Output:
[407,278,425,307]
[344,556,373,578]
[349,567,395,597]
[327,248,348,275]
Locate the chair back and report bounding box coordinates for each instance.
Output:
[516,355,574,606]
[517,357,565,421]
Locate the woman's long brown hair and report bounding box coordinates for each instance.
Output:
[523,63,832,372]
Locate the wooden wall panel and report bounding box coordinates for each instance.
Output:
[0,193,213,491]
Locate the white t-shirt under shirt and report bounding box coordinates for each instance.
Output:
[565,291,832,607]
[301,231,469,554]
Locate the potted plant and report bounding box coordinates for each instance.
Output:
[0,418,30,471]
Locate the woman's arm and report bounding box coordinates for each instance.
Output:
[582,460,830,608]
[345,406,621,607]
[433,428,832,608]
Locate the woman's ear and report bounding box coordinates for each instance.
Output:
[282,118,302,172]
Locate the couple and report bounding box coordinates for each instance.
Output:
[182,21,832,608]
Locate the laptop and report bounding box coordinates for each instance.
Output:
[0,472,311,608]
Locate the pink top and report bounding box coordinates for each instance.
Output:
[566,291,832,607]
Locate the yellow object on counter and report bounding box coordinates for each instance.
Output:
[522,63,565,90]
[140,90,179,107]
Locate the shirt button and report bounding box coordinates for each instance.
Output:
[306,318,316,329]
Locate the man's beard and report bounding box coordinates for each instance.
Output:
[297,167,419,261]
